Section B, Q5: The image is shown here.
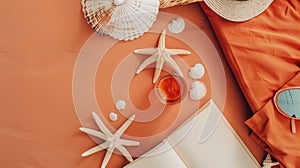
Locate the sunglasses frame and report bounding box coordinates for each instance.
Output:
[273,86,300,134]
[273,86,300,120]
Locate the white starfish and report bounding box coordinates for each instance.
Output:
[80,112,139,168]
[134,29,191,83]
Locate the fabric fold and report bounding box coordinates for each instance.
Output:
[201,0,300,167]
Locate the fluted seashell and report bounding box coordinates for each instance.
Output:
[189,63,205,79]
[168,17,185,34]
[189,81,207,101]
[159,0,200,8]
[81,0,160,41]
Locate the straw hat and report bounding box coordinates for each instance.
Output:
[203,0,273,22]
[159,0,273,22]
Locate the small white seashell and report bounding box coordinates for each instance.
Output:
[189,63,205,79]
[189,81,207,101]
[115,100,126,110]
[168,18,185,34]
[109,112,118,122]
[81,0,159,41]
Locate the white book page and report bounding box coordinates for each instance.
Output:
[124,100,260,168]
[124,140,186,168]
[167,100,260,168]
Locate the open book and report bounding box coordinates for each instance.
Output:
[124,100,260,168]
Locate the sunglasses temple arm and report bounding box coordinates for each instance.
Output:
[291,117,296,134]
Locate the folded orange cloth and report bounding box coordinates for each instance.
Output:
[201,0,300,167]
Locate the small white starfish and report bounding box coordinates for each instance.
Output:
[134,29,191,83]
[262,154,279,168]
[80,112,139,168]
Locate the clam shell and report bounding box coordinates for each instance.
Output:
[189,81,207,101]
[168,17,185,34]
[159,0,200,8]
[81,0,159,41]
[115,100,126,110]
[189,63,205,79]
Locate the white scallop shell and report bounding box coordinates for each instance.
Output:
[189,81,207,101]
[115,100,126,110]
[81,0,159,41]
[168,18,185,34]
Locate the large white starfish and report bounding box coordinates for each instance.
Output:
[134,29,191,83]
[80,112,139,168]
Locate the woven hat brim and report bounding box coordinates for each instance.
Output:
[204,0,273,22]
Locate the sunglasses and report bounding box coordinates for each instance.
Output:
[273,87,300,134]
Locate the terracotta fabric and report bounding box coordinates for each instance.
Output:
[0,1,265,168]
[201,0,300,167]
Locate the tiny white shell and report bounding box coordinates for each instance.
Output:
[189,81,207,101]
[189,63,205,79]
[115,100,126,110]
[168,18,185,34]
[109,112,118,122]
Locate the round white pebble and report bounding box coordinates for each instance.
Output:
[115,100,126,110]
[109,112,118,122]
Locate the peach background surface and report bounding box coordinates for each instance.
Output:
[0,1,265,167]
